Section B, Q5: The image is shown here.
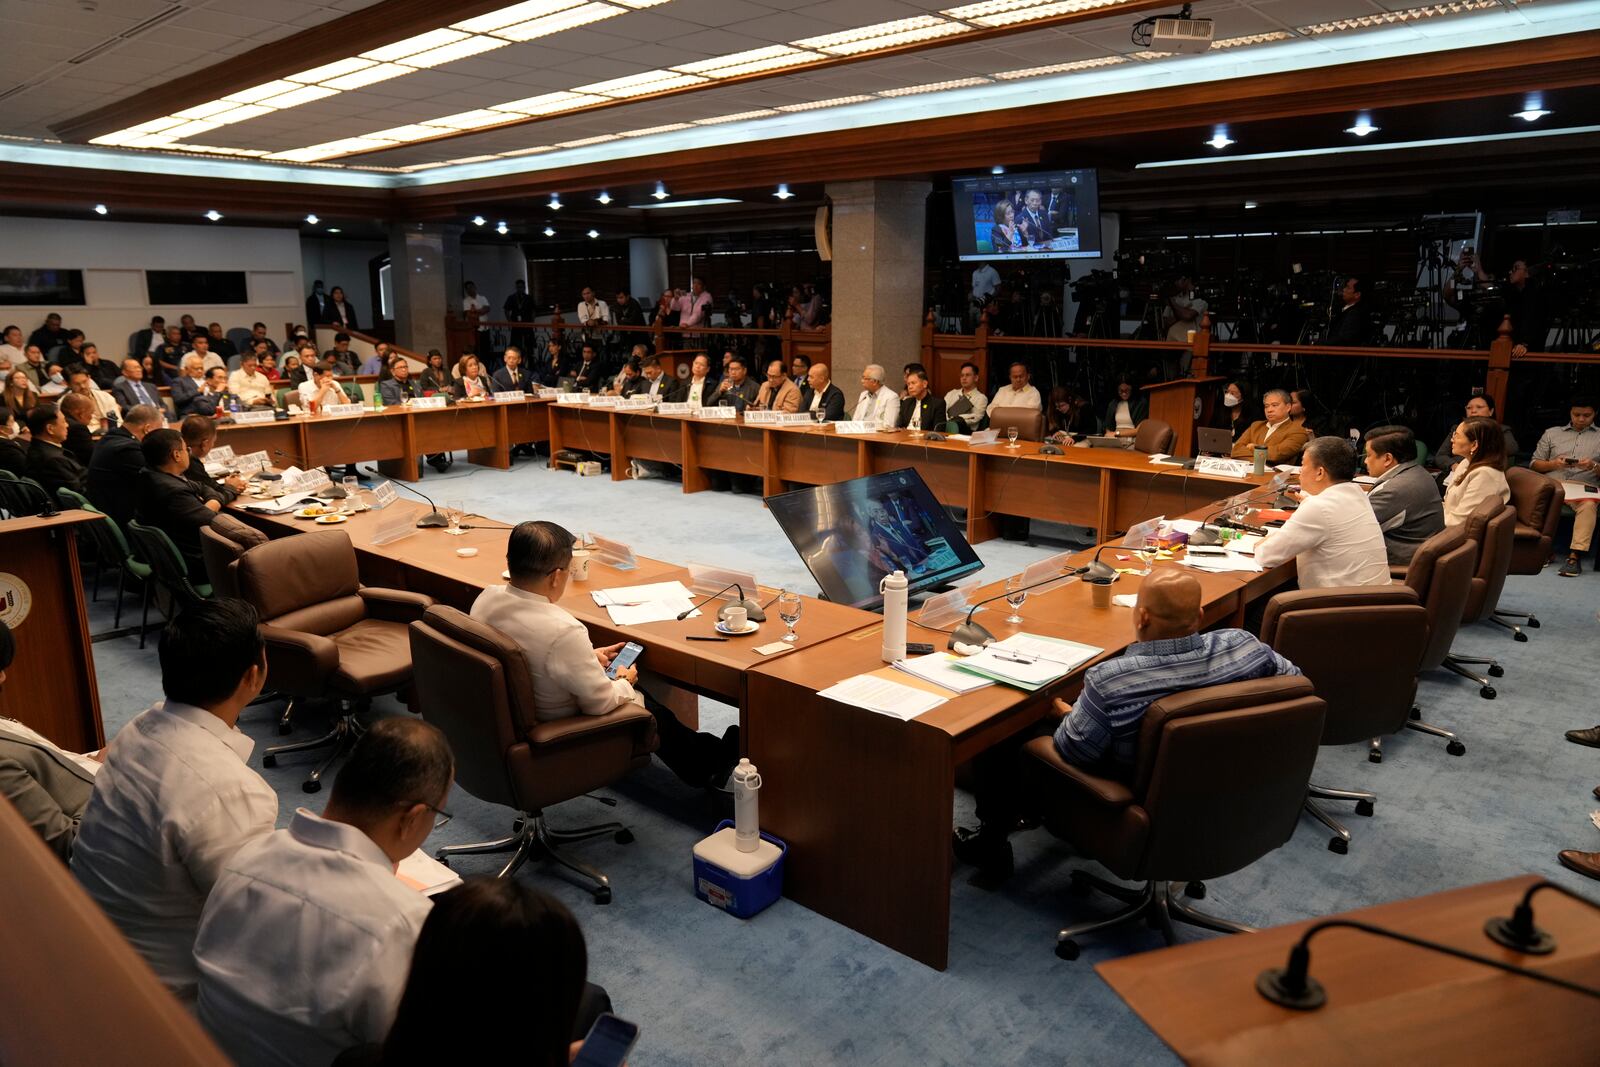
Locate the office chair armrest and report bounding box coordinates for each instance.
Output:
[528,702,655,748]
[357,587,435,624]
[258,625,340,692]
[1021,736,1135,809]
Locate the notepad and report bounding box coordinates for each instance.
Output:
[396,850,463,896]
[817,675,947,721]
[953,633,1103,691]
[891,653,995,695]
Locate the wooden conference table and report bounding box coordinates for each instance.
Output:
[222,395,1266,544]
[1096,875,1600,1064]
[234,470,1290,971]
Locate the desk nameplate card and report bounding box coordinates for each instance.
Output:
[232,409,277,425]
[698,407,738,421]
[656,402,696,415]
[235,451,270,475]
[557,393,589,405]
[616,397,656,410]
[493,391,527,403]
[410,396,447,410]
[322,403,364,417]
[370,481,399,509]
[834,421,876,435]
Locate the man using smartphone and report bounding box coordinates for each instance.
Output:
[1530,397,1599,576]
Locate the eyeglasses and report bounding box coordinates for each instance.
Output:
[405,800,453,831]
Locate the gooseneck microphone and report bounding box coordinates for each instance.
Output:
[1189,473,1291,547]
[272,448,345,499]
[1256,917,1600,1011]
[1483,879,1600,954]
[950,565,1085,649]
[358,466,448,527]
[676,582,767,623]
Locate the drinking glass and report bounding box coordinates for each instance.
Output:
[1004,574,1027,624]
[341,474,359,498]
[447,500,465,534]
[1006,427,1020,449]
[778,587,803,642]
[813,410,826,426]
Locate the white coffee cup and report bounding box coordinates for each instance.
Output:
[722,605,748,631]
[569,549,591,581]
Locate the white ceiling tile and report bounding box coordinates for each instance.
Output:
[667,0,774,29]
[586,12,691,43]
[725,11,849,40]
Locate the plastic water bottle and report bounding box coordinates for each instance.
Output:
[731,759,761,854]
[880,569,908,663]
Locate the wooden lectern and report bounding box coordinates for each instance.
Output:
[1142,376,1226,458]
[0,513,105,751]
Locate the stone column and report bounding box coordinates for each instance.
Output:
[823,179,931,394]
[629,237,668,305]
[388,222,463,354]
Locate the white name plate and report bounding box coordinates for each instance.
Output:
[236,450,269,474]
[774,412,812,425]
[535,387,562,398]
[493,391,527,403]
[371,481,399,509]
[616,396,655,410]
[744,410,780,425]
[557,393,589,405]
[588,395,621,408]
[232,409,277,424]
[833,421,877,435]
[410,395,447,410]
[208,445,237,464]
[322,403,364,417]
[968,429,999,446]
[656,402,696,415]
[282,469,332,495]
[699,406,738,420]
[1195,457,1254,478]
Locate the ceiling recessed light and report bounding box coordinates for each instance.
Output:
[496,221,509,235]
[93,204,108,215]
[587,229,600,238]
[596,190,612,205]
[652,183,669,201]
[991,165,1005,175]
[327,227,342,233]
[774,183,794,200]
[1244,200,1258,209]
[543,226,556,237]
[204,210,223,221]
[305,213,320,225]
[1511,108,1552,122]
[472,215,486,226]
[1344,115,1380,137]
[549,194,562,210]
[1205,127,1234,150]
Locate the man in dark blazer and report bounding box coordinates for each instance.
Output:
[111,358,162,412]
[799,362,846,422]
[896,368,947,431]
[306,281,331,327]
[87,405,162,527]
[710,357,759,412]
[59,393,96,467]
[24,403,88,499]
[135,428,222,580]
[131,316,166,360]
[169,354,208,417]
[0,426,26,477]
[491,347,532,393]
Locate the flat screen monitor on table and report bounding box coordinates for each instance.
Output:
[766,468,983,611]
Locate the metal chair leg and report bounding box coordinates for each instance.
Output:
[113,567,126,629]
[534,817,616,903]
[1444,654,1500,698]
[1304,797,1353,854]
[1493,606,1538,632]
[437,832,523,860]
[1405,707,1466,756]
[1486,615,1527,642]
[1368,737,1384,763]
[1166,884,1256,935]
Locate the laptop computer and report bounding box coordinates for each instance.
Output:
[1087,435,1132,450]
[1195,426,1234,457]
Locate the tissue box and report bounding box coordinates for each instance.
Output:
[576,461,604,477]
[692,820,786,919]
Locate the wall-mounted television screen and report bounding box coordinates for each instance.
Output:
[766,468,983,611]
[951,168,1101,261]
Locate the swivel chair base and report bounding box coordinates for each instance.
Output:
[1303,783,1376,855]
[261,699,367,793]
[1404,705,1467,756]
[1053,872,1253,961]
[436,808,633,905]
[1489,609,1535,642]
[1444,651,1503,699]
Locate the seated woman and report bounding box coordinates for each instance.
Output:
[418,350,451,397]
[1289,388,1320,438]
[1101,380,1147,438]
[3,370,36,423]
[1442,415,1511,526]
[1046,386,1096,439]
[1220,380,1261,440]
[989,200,1022,255]
[453,354,493,400]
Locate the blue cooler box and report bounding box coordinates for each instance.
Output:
[692,820,786,919]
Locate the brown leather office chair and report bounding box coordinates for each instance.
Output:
[1388,525,1477,759]
[408,605,658,903]
[1260,587,1429,854]
[988,407,1044,443]
[1443,499,1516,699]
[234,530,434,793]
[197,526,243,600]
[1496,468,1562,638]
[1019,675,1324,960]
[1132,418,1175,455]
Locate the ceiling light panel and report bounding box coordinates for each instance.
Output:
[694,109,781,124]
[256,85,339,108]
[774,95,875,112]
[287,57,376,84]
[360,29,470,63]
[173,100,240,120]
[368,124,446,142]
[675,46,821,78]
[321,63,414,90]
[222,81,300,105]
[944,0,1129,28]
[1299,0,1501,36]
[491,91,608,115]
[576,70,710,97]
[452,0,584,34]
[879,77,990,96]
[401,35,512,67]
[994,55,1125,78]
[492,3,625,40]
[556,134,620,147]
[618,122,694,137]
[423,110,512,130]
[796,17,966,56]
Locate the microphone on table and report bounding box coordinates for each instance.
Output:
[1483,879,1600,954]
[1188,473,1291,547]
[676,582,767,623]
[357,466,448,527]
[1255,915,1600,1011]
[272,448,345,499]
[950,565,1089,650]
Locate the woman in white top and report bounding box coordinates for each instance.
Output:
[1442,415,1511,526]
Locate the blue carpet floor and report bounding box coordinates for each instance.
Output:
[84,457,1600,1066]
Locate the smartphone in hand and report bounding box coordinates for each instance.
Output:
[605,642,644,680]
[572,1014,639,1067]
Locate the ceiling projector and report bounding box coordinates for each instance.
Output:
[1132,4,1214,54]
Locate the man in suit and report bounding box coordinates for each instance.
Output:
[1230,388,1311,464]
[897,368,947,431]
[88,404,163,527]
[799,363,846,422]
[78,343,119,391]
[711,357,758,412]
[170,354,209,417]
[753,358,801,413]
[322,333,358,377]
[1320,276,1370,347]
[25,403,88,498]
[155,326,187,383]
[59,393,96,466]
[1017,189,1054,246]
[134,428,224,580]
[378,358,419,406]
[491,346,531,393]
[1362,425,1444,565]
[181,416,247,506]
[570,343,604,393]
[27,313,67,355]
[0,620,100,861]
[112,358,162,413]
[205,324,237,364]
[0,421,27,477]
[306,280,331,327]
[131,316,166,360]
[636,356,678,403]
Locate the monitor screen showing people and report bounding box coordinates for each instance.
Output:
[951,169,1101,261]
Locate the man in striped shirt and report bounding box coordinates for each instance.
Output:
[954,568,1301,883]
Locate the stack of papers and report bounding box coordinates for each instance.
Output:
[241,493,322,514]
[1178,551,1263,574]
[590,581,701,625]
[891,653,995,695]
[953,633,1103,691]
[817,674,948,721]
[396,850,463,896]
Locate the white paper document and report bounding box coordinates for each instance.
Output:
[1178,552,1263,574]
[891,653,995,694]
[993,632,1102,672]
[396,849,463,896]
[590,581,700,625]
[817,674,947,720]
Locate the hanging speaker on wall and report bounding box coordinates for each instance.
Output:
[815,204,833,262]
